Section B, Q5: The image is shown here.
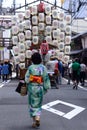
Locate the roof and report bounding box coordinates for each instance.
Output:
[71,31,87,40]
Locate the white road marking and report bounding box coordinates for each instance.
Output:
[0,80,11,88]
[42,100,85,120]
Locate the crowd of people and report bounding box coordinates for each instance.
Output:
[67,58,87,89]
[0,61,13,82]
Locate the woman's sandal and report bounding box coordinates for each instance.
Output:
[35,116,40,127]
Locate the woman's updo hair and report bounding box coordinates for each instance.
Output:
[31,52,42,64]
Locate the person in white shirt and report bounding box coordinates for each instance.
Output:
[80,62,87,86]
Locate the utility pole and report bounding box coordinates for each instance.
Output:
[0,0,3,15]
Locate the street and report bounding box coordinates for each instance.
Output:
[0,78,87,130]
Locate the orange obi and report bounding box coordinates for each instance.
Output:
[29,75,43,84]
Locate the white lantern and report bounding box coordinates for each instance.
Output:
[39,23,45,31]
[25,30,31,39]
[32,16,38,25]
[12,25,19,35]
[32,36,38,45]
[18,13,24,22]
[59,12,64,20]
[25,50,32,58]
[32,26,38,35]
[24,20,31,29]
[19,53,25,62]
[65,15,71,25]
[18,23,24,32]
[59,32,65,41]
[65,25,71,35]
[59,22,65,31]
[46,26,52,35]
[32,6,38,15]
[53,30,58,39]
[65,46,71,54]
[19,63,25,69]
[46,35,52,43]
[18,33,25,42]
[58,52,64,60]
[53,40,58,47]
[58,42,64,51]
[25,10,30,18]
[38,13,44,22]
[13,46,19,55]
[12,36,18,45]
[25,40,31,49]
[46,15,51,24]
[63,55,70,64]
[45,5,51,14]
[52,9,58,19]
[52,20,59,29]
[19,43,25,53]
[65,36,71,45]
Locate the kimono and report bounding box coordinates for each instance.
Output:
[25,64,51,117]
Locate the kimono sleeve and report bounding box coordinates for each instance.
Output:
[25,67,30,84]
[43,66,51,91]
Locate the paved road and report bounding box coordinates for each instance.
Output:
[0,78,87,130]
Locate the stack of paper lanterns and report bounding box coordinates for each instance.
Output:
[11,2,72,69]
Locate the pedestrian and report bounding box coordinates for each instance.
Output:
[25,52,51,128]
[2,61,9,82]
[67,60,72,85]
[8,61,13,79]
[72,58,80,89]
[80,62,87,86]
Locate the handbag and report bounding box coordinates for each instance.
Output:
[15,81,27,96]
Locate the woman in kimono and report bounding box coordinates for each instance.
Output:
[25,52,50,128]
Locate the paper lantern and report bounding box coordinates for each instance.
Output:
[13,46,19,55]
[38,2,45,12]
[63,55,70,64]
[32,36,38,45]
[58,42,64,51]
[12,25,19,35]
[38,13,44,22]
[32,26,38,35]
[46,26,52,35]
[19,63,25,69]
[32,6,38,15]
[58,52,64,60]
[53,30,58,39]
[32,16,38,25]
[52,20,59,29]
[59,32,65,41]
[18,33,25,42]
[25,30,31,39]
[25,10,30,18]
[65,36,71,45]
[18,13,24,22]
[65,25,71,35]
[24,20,31,29]
[39,23,45,31]
[45,5,51,14]
[14,56,20,64]
[59,12,64,20]
[52,9,58,19]
[25,50,32,58]
[46,35,52,43]
[18,23,24,32]
[59,22,65,31]
[12,36,18,45]
[53,40,58,47]
[25,40,31,49]
[11,16,17,25]
[19,43,25,53]
[65,15,71,25]
[19,53,25,62]
[46,15,51,24]
[65,46,71,54]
